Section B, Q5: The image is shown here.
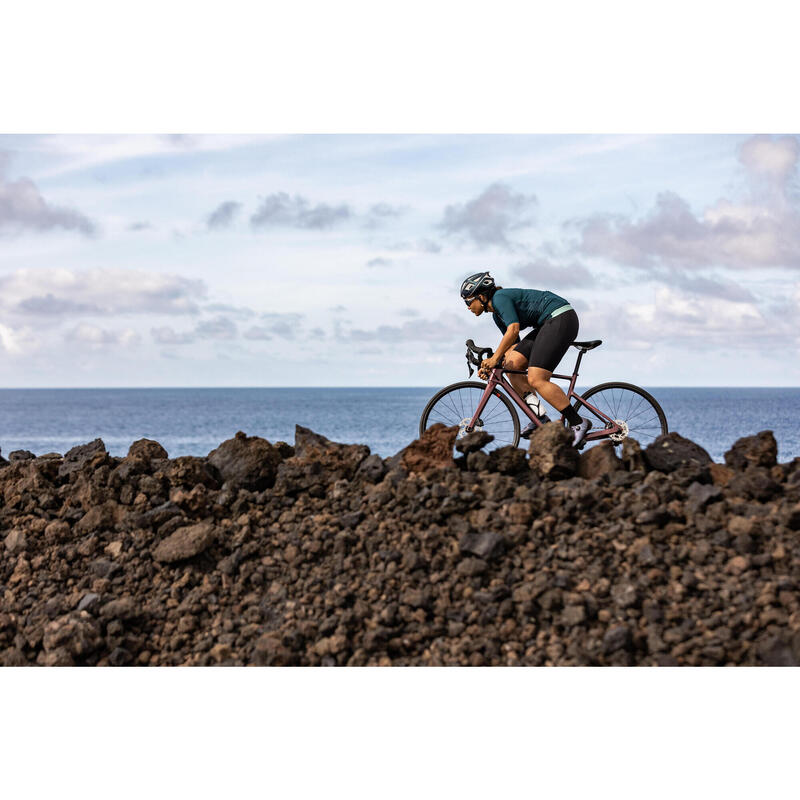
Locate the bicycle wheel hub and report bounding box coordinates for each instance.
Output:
[458,417,483,437]
[609,419,629,443]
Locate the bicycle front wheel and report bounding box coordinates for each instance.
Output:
[578,382,668,447]
[419,381,520,451]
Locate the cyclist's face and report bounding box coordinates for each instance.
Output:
[466,296,484,315]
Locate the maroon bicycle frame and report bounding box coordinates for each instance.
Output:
[465,354,624,442]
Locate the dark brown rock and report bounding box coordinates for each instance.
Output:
[208,431,283,491]
[127,438,168,461]
[725,431,778,471]
[455,430,494,455]
[152,520,216,563]
[578,441,621,479]
[644,432,711,472]
[395,423,459,474]
[528,422,578,480]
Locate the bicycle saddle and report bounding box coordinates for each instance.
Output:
[571,339,602,350]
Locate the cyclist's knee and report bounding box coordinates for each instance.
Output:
[527,367,552,389]
[504,350,526,369]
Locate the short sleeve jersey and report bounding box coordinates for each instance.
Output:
[491,288,569,335]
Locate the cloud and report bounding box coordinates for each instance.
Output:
[398,308,419,317]
[513,258,596,289]
[204,303,256,319]
[667,273,758,304]
[206,201,242,230]
[387,238,443,254]
[0,168,97,236]
[128,221,151,231]
[342,312,472,344]
[1,268,206,317]
[250,192,352,230]
[575,134,800,271]
[366,257,393,268]
[0,322,37,355]
[258,312,303,339]
[364,202,407,228]
[151,326,195,345]
[579,285,800,351]
[243,326,272,341]
[66,323,140,348]
[438,182,537,250]
[195,316,237,340]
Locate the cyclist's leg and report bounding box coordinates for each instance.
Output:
[525,310,579,412]
[504,332,538,399]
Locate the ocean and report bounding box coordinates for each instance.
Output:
[0,387,798,464]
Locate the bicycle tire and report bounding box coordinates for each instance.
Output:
[419,381,521,451]
[578,382,668,447]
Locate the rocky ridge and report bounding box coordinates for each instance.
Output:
[1,425,798,666]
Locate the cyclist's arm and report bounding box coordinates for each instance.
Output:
[494,323,520,362]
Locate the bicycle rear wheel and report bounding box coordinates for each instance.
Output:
[578,382,667,447]
[419,381,520,451]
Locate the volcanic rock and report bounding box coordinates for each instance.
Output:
[455,430,494,455]
[152,520,216,563]
[208,431,283,491]
[528,422,578,479]
[578,441,621,479]
[394,423,459,474]
[725,431,778,471]
[644,432,712,472]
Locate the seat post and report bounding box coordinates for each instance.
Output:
[573,348,586,375]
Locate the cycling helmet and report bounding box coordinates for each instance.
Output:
[460,271,495,300]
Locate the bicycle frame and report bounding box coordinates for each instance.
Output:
[465,350,625,442]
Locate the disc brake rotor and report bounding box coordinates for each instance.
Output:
[608,419,629,443]
[458,417,483,437]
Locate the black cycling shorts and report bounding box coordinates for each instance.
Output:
[509,309,579,372]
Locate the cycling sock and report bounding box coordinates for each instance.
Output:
[560,404,583,426]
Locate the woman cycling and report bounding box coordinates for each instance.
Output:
[460,271,591,447]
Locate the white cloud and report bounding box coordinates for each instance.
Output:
[438,182,537,250]
[576,134,800,271]
[1,268,206,317]
[66,323,141,348]
[250,192,352,230]
[0,167,96,236]
[206,201,242,230]
[195,316,237,340]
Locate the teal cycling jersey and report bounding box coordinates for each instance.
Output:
[491,288,570,334]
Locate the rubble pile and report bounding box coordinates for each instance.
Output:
[1,424,798,666]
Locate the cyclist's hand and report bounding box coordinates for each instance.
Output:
[479,355,500,379]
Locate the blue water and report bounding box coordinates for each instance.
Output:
[0,387,798,463]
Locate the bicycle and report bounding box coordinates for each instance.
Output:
[419,338,668,451]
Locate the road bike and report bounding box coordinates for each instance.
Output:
[419,338,668,451]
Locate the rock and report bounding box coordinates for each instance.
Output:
[208,431,284,491]
[127,438,168,461]
[75,501,120,534]
[621,438,646,471]
[644,433,711,473]
[603,624,633,654]
[4,528,27,553]
[58,438,107,477]
[356,453,386,483]
[100,597,138,621]
[9,450,35,462]
[152,520,216,563]
[528,422,578,480]
[488,446,528,475]
[459,531,505,559]
[253,633,293,666]
[164,457,221,489]
[77,593,101,613]
[105,541,123,558]
[394,423,459,474]
[686,481,722,512]
[578,441,621,479]
[725,431,778,471]
[42,612,102,659]
[455,430,494,455]
[709,463,734,487]
[726,467,781,502]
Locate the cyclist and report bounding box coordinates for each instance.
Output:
[460,271,592,447]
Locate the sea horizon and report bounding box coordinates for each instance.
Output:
[2,386,799,463]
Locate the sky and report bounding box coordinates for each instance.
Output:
[0,133,799,388]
